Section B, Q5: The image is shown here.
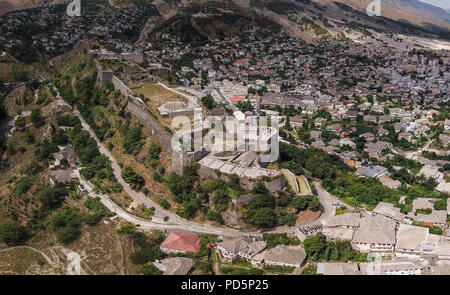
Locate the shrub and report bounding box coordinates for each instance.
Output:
[158,199,171,210]
[244,207,276,227]
[52,206,82,244]
[123,125,143,154]
[83,214,102,226]
[277,213,297,226]
[121,166,145,190]
[30,108,44,127]
[20,162,43,176]
[148,143,161,160]
[117,222,137,235]
[205,210,225,224]
[263,233,300,248]
[434,199,447,211]
[0,222,28,245]
[84,197,114,219]
[139,263,163,275]
[263,265,295,274]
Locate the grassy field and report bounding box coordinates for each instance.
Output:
[132,83,191,126]
[281,169,299,193]
[296,175,312,195]
[132,83,188,107]
[0,220,140,275]
[0,247,58,275]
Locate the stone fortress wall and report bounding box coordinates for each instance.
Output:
[171,126,284,192]
[95,64,172,152]
[88,49,144,64]
[92,53,284,191]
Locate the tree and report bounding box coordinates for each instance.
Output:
[292,196,309,211]
[285,115,291,131]
[121,166,145,190]
[52,129,68,145]
[37,185,68,211]
[201,95,215,109]
[139,263,163,275]
[14,117,26,130]
[244,207,276,227]
[130,247,163,265]
[123,125,143,154]
[147,143,161,160]
[180,197,202,219]
[213,188,231,212]
[30,108,44,127]
[303,233,327,261]
[84,197,114,219]
[117,222,137,235]
[236,100,253,112]
[0,222,28,245]
[248,194,275,209]
[252,182,269,195]
[434,199,447,211]
[277,214,297,226]
[52,206,82,244]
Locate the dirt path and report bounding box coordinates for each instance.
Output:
[0,246,57,266]
[66,251,82,275]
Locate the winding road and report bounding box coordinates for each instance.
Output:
[60,84,345,238]
[72,104,259,238]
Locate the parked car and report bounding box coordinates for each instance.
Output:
[332,202,341,206]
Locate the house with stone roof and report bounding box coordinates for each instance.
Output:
[372,202,408,224]
[395,224,429,256]
[49,169,76,186]
[252,245,306,268]
[152,257,195,275]
[53,145,76,166]
[216,237,266,264]
[352,215,396,253]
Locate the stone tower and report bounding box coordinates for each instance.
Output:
[97,68,113,88]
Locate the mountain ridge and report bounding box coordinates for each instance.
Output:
[325,0,450,30]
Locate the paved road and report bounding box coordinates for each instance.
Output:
[57,89,349,238]
[315,181,354,214]
[76,171,247,236]
[268,181,349,235]
[72,104,259,238]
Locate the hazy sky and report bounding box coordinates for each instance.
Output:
[418,0,450,10]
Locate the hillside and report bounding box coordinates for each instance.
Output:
[150,2,282,43]
[0,52,40,83]
[325,0,450,31]
[0,0,69,15]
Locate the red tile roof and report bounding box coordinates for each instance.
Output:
[160,232,201,253]
[229,96,244,102]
